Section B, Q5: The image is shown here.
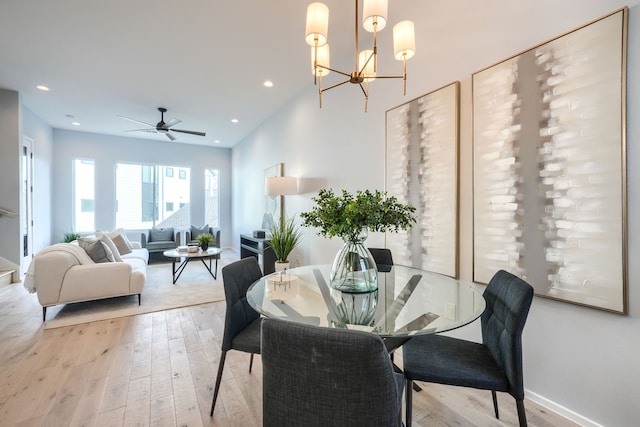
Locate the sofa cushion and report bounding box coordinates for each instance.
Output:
[146,241,177,252]
[149,227,174,242]
[190,224,209,241]
[78,237,114,263]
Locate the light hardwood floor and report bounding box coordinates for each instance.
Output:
[0,279,579,427]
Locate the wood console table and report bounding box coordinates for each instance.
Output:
[240,234,276,274]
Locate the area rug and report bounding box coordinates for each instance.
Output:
[43,252,238,329]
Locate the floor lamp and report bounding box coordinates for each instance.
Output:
[266,176,299,228]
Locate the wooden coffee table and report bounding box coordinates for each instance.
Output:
[162,247,223,284]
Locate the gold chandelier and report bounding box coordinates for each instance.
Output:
[305,0,415,112]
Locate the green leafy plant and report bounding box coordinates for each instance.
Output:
[196,232,214,245]
[300,189,417,242]
[63,232,81,243]
[269,217,303,262]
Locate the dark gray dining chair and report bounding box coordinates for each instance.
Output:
[368,247,394,272]
[261,318,404,427]
[402,270,534,427]
[210,257,263,416]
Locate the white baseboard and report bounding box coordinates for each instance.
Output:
[526,389,603,427]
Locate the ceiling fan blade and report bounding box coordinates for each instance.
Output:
[166,132,176,141]
[117,115,155,128]
[125,128,158,133]
[164,118,182,128]
[169,128,206,137]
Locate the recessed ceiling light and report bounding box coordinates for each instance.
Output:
[213,139,220,144]
[71,121,80,126]
[263,80,274,88]
[231,118,239,123]
[36,85,50,91]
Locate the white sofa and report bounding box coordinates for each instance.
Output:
[24,242,149,321]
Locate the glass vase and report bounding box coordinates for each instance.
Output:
[330,229,378,292]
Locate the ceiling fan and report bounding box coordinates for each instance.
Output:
[118,107,206,141]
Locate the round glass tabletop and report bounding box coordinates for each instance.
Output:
[247,264,486,337]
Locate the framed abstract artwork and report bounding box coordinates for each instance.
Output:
[386,81,460,277]
[262,163,283,230]
[472,9,627,313]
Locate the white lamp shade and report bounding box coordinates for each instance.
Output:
[305,2,329,46]
[311,44,331,77]
[358,49,376,82]
[362,0,388,32]
[266,176,299,196]
[393,20,415,60]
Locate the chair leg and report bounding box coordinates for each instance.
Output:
[249,353,254,373]
[138,294,141,305]
[492,390,499,419]
[516,399,528,427]
[210,351,227,416]
[405,379,413,427]
[42,306,46,322]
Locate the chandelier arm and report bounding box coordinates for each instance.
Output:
[373,22,378,73]
[403,54,407,95]
[320,78,351,93]
[359,50,375,76]
[360,82,369,113]
[317,64,352,78]
[371,75,404,79]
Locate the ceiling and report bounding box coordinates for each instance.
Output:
[0,0,361,148]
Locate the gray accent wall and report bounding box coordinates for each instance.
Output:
[231,2,640,426]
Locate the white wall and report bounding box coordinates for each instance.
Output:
[52,129,233,247]
[231,1,640,425]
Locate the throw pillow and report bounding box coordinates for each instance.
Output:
[78,237,115,263]
[190,224,209,241]
[149,227,174,242]
[96,233,123,262]
[111,233,132,255]
[96,228,134,250]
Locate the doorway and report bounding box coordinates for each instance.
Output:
[21,137,34,276]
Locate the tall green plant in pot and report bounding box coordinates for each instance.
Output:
[301,189,416,292]
[268,217,303,272]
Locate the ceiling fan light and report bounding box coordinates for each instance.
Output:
[311,44,331,77]
[363,0,388,32]
[393,20,415,60]
[305,2,329,46]
[358,49,376,82]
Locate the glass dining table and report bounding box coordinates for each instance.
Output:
[246,264,486,338]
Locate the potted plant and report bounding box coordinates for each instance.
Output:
[301,189,416,292]
[63,232,81,243]
[268,217,303,272]
[196,232,214,251]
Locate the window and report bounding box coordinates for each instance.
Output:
[205,168,220,227]
[74,159,95,232]
[116,163,190,229]
[179,169,187,179]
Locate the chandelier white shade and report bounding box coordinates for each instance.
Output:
[305,0,415,111]
[362,0,388,32]
[305,2,329,46]
[393,20,416,60]
[311,44,331,77]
